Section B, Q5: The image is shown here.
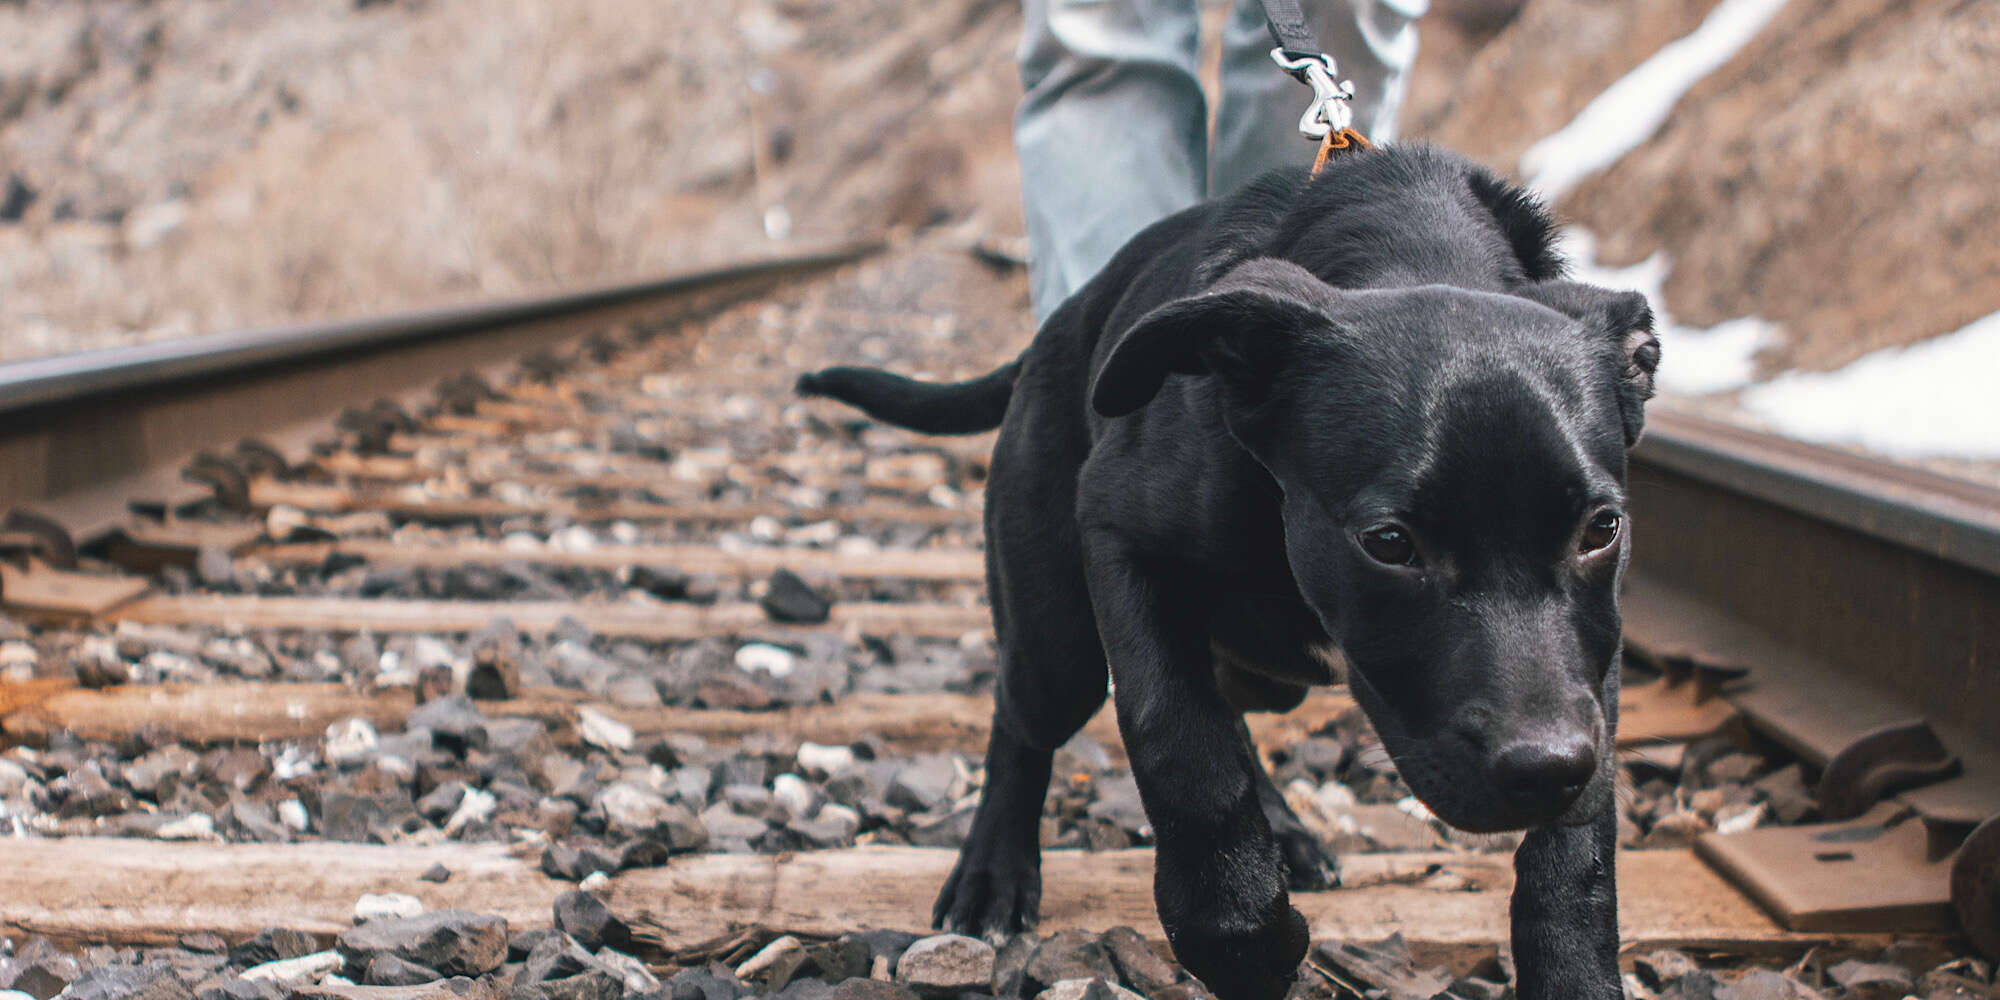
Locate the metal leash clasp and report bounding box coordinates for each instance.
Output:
[1270,48,1355,140]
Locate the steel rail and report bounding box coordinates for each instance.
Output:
[0,242,879,419]
[0,240,881,524]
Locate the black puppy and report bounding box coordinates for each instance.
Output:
[799,145,1659,1000]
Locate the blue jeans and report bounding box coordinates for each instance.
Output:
[1016,0,1426,320]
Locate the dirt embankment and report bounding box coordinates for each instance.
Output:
[1412,0,2000,374]
[0,0,1025,360]
[3,0,1993,379]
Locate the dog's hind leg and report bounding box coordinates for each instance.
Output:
[934,431,1108,940]
[1239,719,1338,891]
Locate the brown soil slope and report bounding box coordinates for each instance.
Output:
[1413,0,2000,373]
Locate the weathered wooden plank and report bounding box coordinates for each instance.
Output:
[250,480,979,527]
[0,840,1852,962]
[251,539,987,581]
[0,559,151,622]
[0,682,1356,767]
[110,594,991,639]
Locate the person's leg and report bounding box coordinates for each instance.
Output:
[1210,0,1426,197]
[1016,0,1208,322]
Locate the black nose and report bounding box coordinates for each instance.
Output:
[1489,734,1596,813]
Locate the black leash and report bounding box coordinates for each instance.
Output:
[1252,0,1373,173]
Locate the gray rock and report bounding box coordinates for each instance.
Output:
[320,792,413,843]
[606,675,664,709]
[896,935,995,995]
[513,970,625,1000]
[823,981,916,1000]
[553,890,631,952]
[888,756,959,813]
[594,784,706,851]
[1023,933,1117,996]
[594,950,661,994]
[1034,979,1144,1000]
[230,927,321,968]
[407,697,488,756]
[666,969,745,1000]
[5,955,78,1000]
[361,953,443,987]
[522,935,597,984]
[194,978,287,1000]
[541,843,620,883]
[1715,970,1805,1000]
[336,910,508,978]
[1827,960,1913,996]
[60,963,193,1000]
[417,782,468,824]
[1100,928,1177,994]
[991,934,1036,997]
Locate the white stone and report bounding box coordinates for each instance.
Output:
[579,870,611,892]
[354,892,425,923]
[2,989,40,1000]
[795,741,856,776]
[788,520,841,546]
[267,504,314,542]
[577,707,635,751]
[155,813,217,841]
[734,643,796,678]
[0,641,36,670]
[0,758,28,796]
[595,948,662,993]
[749,516,785,542]
[552,524,598,552]
[1036,979,1146,1000]
[815,802,862,839]
[771,773,816,818]
[273,746,315,781]
[241,949,344,985]
[1315,781,1358,813]
[608,521,641,545]
[737,935,804,979]
[324,717,378,767]
[1715,801,1765,835]
[278,798,311,833]
[444,786,497,835]
[1395,796,1437,823]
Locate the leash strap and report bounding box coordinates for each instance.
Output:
[1254,0,1371,176]
[1258,0,1325,64]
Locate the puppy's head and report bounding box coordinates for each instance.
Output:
[1093,258,1660,832]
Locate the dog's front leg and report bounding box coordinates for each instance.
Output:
[1084,539,1308,1000]
[1510,808,1622,1000]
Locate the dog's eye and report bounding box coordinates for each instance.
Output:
[1359,525,1419,567]
[1579,510,1622,553]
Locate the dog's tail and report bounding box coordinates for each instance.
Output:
[795,361,1019,435]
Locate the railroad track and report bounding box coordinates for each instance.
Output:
[0,237,1994,1000]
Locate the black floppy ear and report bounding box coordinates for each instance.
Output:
[1091,259,1334,418]
[1515,280,1660,446]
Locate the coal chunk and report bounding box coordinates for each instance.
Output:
[759,570,831,625]
[230,927,321,968]
[553,890,632,952]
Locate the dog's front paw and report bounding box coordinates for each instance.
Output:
[1167,897,1310,1000]
[932,838,1042,941]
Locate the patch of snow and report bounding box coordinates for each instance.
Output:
[1558,229,1778,396]
[1739,309,2000,459]
[1522,0,1793,201]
